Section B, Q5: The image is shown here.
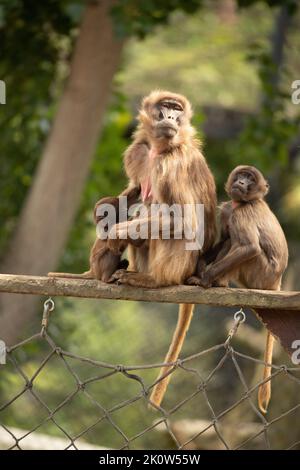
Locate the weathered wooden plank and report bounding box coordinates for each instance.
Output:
[0,274,300,310]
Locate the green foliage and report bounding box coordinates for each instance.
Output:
[119,6,272,110]
[0,0,76,255]
[237,0,298,15]
[229,105,299,173]
[228,44,300,173]
[111,0,298,39]
[111,0,204,38]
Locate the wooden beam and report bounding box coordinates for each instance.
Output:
[0,274,300,310]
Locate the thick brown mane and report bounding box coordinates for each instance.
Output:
[109,91,217,407]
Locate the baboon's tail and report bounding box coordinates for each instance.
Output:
[149,303,194,408]
[258,331,274,414]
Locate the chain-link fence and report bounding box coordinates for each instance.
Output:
[1,297,300,450]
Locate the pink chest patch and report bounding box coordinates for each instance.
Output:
[141,148,158,202]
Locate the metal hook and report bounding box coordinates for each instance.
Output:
[41,297,55,330]
[225,308,246,348]
[234,308,246,324]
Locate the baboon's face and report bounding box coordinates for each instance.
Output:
[151,98,184,140]
[227,166,269,202]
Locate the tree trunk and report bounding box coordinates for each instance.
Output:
[269,4,291,91]
[262,5,293,210]
[0,1,124,344]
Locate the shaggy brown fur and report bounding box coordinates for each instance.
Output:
[108,90,217,407]
[188,166,288,413]
[48,186,141,281]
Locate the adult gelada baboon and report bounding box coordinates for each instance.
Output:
[108,90,217,408]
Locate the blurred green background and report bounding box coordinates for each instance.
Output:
[0,0,300,450]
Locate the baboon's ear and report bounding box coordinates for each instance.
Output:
[265,182,270,195]
[141,95,153,115]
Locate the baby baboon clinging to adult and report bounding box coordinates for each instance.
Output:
[48,185,141,282]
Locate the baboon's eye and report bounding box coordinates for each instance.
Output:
[245,172,255,181]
